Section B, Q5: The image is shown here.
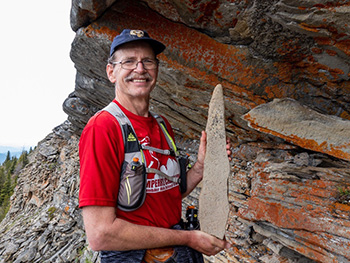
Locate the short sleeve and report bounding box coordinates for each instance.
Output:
[78,111,124,208]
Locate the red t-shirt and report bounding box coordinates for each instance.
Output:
[79,100,182,228]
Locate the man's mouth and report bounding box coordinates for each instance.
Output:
[130,79,147,83]
[125,73,152,83]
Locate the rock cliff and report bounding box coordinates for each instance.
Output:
[1,0,350,262]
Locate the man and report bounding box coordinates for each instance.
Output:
[79,29,231,262]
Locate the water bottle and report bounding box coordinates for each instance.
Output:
[185,205,200,230]
[131,157,140,171]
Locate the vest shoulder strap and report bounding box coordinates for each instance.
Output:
[102,102,139,154]
[150,112,179,156]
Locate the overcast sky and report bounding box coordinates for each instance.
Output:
[0,1,75,147]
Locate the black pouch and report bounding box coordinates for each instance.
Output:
[178,156,188,194]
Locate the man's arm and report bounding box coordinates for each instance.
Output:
[82,206,230,255]
[182,131,206,197]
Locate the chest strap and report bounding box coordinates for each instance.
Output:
[141,145,174,156]
[145,168,181,183]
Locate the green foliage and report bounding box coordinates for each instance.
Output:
[339,186,350,195]
[47,207,57,220]
[0,150,29,222]
[337,186,350,205]
[5,151,10,163]
[18,150,29,168]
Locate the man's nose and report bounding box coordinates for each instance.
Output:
[134,61,146,72]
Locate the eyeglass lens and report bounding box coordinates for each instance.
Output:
[121,59,157,69]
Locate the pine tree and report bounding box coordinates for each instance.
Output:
[4,151,10,163]
[0,153,23,221]
[0,166,11,204]
[0,168,4,206]
[9,157,17,174]
[18,151,28,168]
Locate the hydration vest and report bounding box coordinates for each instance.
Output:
[102,102,188,212]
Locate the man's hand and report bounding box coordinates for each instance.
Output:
[198,131,233,163]
[226,137,233,161]
[196,131,207,167]
[188,230,231,256]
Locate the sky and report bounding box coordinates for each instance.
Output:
[0,1,76,148]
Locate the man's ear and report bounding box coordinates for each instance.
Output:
[106,64,117,83]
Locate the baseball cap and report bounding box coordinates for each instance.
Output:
[109,29,166,57]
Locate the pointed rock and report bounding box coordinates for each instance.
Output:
[199,84,230,239]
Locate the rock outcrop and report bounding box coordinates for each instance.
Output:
[0,123,84,263]
[1,0,350,262]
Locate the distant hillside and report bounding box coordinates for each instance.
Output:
[0,146,32,164]
[0,153,7,164]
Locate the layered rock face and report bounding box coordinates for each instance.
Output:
[0,0,350,262]
[66,0,350,138]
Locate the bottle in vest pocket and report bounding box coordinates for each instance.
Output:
[118,153,147,211]
[131,157,141,171]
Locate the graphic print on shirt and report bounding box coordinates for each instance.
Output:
[140,136,180,193]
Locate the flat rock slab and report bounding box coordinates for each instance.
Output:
[199,84,230,239]
[243,98,350,161]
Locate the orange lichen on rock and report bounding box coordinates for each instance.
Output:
[288,135,350,161]
[325,49,337,56]
[298,6,307,11]
[299,23,320,33]
[82,0,272,110]
[331,202,350,213]
[237,160,350,262]
[82,24,116,41]
[335,39,350,56]
[248,123,350,161]
[263,85,288,100]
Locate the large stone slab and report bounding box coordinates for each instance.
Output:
[243,98,350,161]
[199,84,230,239]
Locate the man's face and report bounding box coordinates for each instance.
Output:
[107,41,158,101]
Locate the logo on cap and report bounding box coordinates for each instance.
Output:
[130,30,145,38]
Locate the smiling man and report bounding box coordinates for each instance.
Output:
[78,29,230,263]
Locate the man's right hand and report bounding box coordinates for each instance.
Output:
[187,230,231,256]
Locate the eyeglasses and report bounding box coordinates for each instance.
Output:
[111,58,159,70]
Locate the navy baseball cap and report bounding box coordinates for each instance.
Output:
[109,29,166,57]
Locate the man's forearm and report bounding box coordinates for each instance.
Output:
[182,161,204,198]
[99,218,191,251]
[83,206,191,252]
[103,217,230,256]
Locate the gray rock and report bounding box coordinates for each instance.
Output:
[13,247,37,263]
